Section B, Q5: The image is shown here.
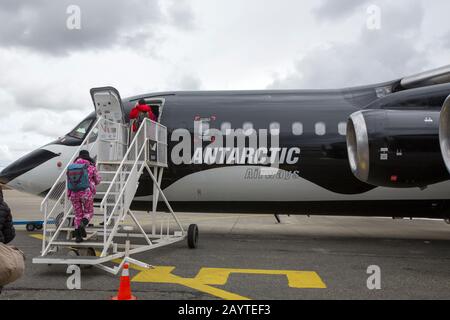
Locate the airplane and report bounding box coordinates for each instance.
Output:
[2,65,450,222]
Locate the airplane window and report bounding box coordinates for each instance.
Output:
[200,121,210,135]
[221,122,231,134]
[315,122,326,136]
[68,118,94,140]
[338,122,347,136]
[292,122,303,136]
[270,122,280,135]
[243,122,254,135]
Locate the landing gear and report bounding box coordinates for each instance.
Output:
[187,224,199,249]
[25,222,44,232]
[66,247,96,269]
[274,214,291,223]
[68,248,80,258]
[274,214,281,223]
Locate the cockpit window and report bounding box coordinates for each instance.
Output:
[68,118,94,139]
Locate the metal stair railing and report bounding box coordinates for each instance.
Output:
[99,139,147,256]
[99,116,150,224]
[33,116,192,275]
[98,118,179,257]
[40,117,127,256]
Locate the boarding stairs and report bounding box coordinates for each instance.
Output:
[33,87,197,274]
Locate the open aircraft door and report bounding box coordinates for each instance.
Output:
[90,87,129,163]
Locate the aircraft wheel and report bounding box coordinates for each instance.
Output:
[187,224,199,249]
[67,248,81,267]
[81,247,96,269]
[87,247,96,257]
[68,249,79,257]
[55,212,64,228]
[26,223,35,232]
[35,224,43,230]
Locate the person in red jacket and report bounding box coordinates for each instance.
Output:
[129,99,157,133]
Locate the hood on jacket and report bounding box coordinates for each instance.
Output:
[74,158,94,166]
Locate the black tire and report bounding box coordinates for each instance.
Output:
[82,247,96,269]
[67,248,81,267]
[35,224,43,230]
[55,212,64,228]
[187,224,199,249]
[26,223,35,232]
[86,247,96,257]
[68,248,79,255]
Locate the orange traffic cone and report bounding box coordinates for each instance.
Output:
[112,263,137,300]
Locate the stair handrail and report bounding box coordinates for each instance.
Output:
[40,117,130,256]
[100,141,148,256]
[99,118,159,210]
[40,117,102,213]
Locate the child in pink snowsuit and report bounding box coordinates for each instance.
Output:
[68,151,101,242]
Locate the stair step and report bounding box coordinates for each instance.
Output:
[46,227,114,233]
[98,161,137,165]
[98,161,122,165]
[67,213,118,218]
[99,171,132,174]
[99,181,124,184]
[51,241,106,247]
[93,204,122,208]
[96,192,120,195]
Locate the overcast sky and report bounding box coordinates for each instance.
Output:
[0,0,449,166]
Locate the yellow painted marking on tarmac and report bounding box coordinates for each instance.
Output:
[108,257,248,300]
[126,262,326,299]
[30,236,325,299]
[30,234,44,240]
[131,265,250,300]
[194,268,327,289]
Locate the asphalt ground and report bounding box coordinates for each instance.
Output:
[1,190,450,300]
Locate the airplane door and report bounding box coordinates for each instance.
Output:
[90,87,128,162]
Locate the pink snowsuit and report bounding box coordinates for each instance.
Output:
[68,158,101,228]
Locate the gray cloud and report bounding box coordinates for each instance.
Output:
[0,0,194,55]
[176,74,202,90]
[269,0,429,89]
[314,0,365,20]
[166,0,195,30]
[443,32,450,49]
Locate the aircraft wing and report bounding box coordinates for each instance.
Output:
[401,65,450,89]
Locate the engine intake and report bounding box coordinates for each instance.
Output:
[347,109,448,188]
[439,95,450,174]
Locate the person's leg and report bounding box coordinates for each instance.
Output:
[82,193,94,224]
[78,191,93,238]
[70,194,83,229]
[77,193,87,238]
[70,194,83,242]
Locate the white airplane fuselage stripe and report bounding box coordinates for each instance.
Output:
[133,166,450,202]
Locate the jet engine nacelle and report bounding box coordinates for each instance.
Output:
[439,95,450,174]
[346,109,448,188]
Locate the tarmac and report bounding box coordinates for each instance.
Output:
[1,189,450,300]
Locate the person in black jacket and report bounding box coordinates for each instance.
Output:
[0,187,15,245]
[0,187,16,294]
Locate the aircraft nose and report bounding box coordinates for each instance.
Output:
[0,149,60,186]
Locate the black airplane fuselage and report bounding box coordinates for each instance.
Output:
[3,81,450,219]
[121,82,450,218]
